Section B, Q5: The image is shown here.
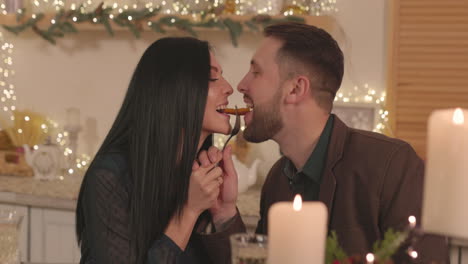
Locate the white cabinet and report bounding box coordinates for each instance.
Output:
[451,244,468,264]
[0,203,28,262]
[30,208,80,263]
[0,202,80,263]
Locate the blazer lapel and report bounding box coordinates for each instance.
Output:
[319,115,348,225]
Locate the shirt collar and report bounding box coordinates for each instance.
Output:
[283,115,335,183]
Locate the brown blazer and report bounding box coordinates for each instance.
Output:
[201,116,449,263]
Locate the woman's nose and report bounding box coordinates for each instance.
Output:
[224,80,234,95]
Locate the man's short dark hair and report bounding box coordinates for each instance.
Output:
[264,22,344,112]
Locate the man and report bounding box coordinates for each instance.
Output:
[200,22,449,263]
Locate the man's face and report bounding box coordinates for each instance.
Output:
[237,37,285,143]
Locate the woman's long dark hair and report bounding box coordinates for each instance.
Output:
[75,37,212,264]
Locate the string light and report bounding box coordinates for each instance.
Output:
[410,250,418,259]
[0,32,15,123]
[334,83,390,135]
[408,215,416,228]
[1,0,340,179]
[309,0,337,16]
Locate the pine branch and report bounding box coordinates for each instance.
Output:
[148,21,166,33]
[101,19,114,36]
[372,229,408,262]
[244,20,259,32]
[325,231,348,264]
[223,18,242,47]
[16,8,26,22]
[60,22,78,33]
[32,25,56,44]
[0,7,308,46]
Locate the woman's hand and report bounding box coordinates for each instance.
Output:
[164,152,224,250]
[198,146,239,230]
[186,152,224,216]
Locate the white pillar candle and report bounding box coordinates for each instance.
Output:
[268,195,328,264]
[422,108,468,239]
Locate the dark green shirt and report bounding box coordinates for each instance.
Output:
[283,115,334,201]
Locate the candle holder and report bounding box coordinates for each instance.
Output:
[4,0,22,13]
[64,107,82,171]
[83,117,98,157]
[0,210,23,264]
[64,124,81,171]
[230,233,268,264]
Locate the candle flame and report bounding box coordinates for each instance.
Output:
[453,108,464,125]
[366,253,375,262]
[293,194,302,211]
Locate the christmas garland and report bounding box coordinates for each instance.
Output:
[326,229,412,264]
[2,4,305,46]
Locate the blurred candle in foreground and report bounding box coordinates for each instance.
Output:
[268,194,328,264]
[422,108,468,239]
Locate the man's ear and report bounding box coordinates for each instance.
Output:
[284,75,310,104]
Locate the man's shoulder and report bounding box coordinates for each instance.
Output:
[346,127,415,154]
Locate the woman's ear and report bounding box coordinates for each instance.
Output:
[284,75,310,104]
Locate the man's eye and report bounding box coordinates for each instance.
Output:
[210,78,219,82]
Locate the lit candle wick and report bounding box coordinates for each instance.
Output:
[453,108,464,125]
[293,194,302,211]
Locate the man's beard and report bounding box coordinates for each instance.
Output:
[243,88,284,143]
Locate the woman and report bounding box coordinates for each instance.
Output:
[75,37,238,264]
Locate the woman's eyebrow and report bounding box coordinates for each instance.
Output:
[210,66,223,75]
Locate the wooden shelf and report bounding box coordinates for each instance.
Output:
[0,13,336,33]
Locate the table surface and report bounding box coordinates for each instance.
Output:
[0,175,261,215]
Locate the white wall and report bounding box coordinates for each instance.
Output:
[4,0,387,180]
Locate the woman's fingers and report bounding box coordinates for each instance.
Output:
[198,150,211,167]
[203,166,223,183]
[208,146,222,163]
[192,160,200,170]
[198,147,222,167]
